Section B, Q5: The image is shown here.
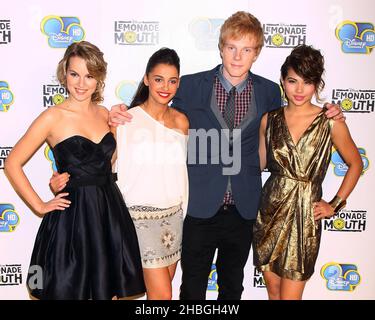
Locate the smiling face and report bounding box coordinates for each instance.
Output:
[220,35,259,86]
[282,68,316,107]
[143,63,179,105]
[65,56,98,103]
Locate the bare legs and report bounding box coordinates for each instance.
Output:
[263,271,307,300]
[143,262,178,300]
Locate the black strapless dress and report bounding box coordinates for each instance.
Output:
[27,132,145,300]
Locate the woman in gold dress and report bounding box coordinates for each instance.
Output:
[253,45,363,300]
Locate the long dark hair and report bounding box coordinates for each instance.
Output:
[129,48,180,109]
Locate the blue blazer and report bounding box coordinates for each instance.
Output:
[172,65,281,220]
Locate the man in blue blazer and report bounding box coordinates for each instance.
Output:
[172,12,281,300]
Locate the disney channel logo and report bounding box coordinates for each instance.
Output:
[115,80,138,106]
[253,268,266,288]
[0,81,14,112]
[41,15,85,48]
[321,262,361,291]
[0,147,12,169]
[0,19,11,44]
[43,84,68,107]
[336,21,375,54]
[332,89,375,113]
[114,21,159,45]
[263,23,306,48]
[207,264,218,292]
[189,17,224,50]
[323,209,367,232]
[331,147,369,176]
[0,264,22,286]
[0,203,20,232]
[44,145,57,172]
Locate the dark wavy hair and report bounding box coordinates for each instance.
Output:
[281,44,325,102]
[129,48,180,109]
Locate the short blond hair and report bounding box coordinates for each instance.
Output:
[219,11,264,52]
[56,41,107,104]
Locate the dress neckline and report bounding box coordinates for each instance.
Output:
[52,131,113,150]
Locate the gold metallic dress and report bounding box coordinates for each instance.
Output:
[253,107,333,281]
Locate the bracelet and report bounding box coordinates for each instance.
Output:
[329,195,347,213]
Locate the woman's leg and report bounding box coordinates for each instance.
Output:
[263,271,281,300]
[143,263,177,300]
[280,278,307,300]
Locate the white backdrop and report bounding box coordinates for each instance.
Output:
[1,0,374,300]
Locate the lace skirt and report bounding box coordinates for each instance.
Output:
[128,203,183,268]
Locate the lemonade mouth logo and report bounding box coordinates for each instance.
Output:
[0,264,22,286]
[321,263,361,291]
[0,203,20,232]
[0,81,14,112]
[263,23,306,48]
[41,15,85,48]
[331,147,369,176]
[332,89,375,113]
[0,19,11,44]
[0,147,12,169]
[189,17,224,50]
[253,268,266,288]
[114,21,159,45]
[43,84,68,107]
[207,264,218,291]
[44,145,57,172]
[116,80,138,105]
[324,209,367,232]
[336,21,375,54]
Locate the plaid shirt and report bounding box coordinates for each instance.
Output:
[214,75,253,205]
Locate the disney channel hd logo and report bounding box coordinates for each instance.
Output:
[336,21,375,54]
[189,17,224,50]
[114,20,159,45]
[0,203,20,232]
[207,264,218,292]
[263,23,306,48]
[324,209,367,232]
[0,264,22,286]
[331,147,369,176]
[0,19,11,44]
[321,263,361,291]
[116,80,138,106]
[43,83,68,107]
[44,145,57,172]
[0,81,14,112]
[0,147,12,169]
[332,88,375,113]
[41,15,85,48]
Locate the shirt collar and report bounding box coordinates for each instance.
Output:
[217,64,250,94]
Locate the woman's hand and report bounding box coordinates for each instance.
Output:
[37,193,71,215]
[50,172,70,194]
[313,200,334,220]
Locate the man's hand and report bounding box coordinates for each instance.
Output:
[324,102,346,122]
[50,171,70,194]
[108,104,133,127]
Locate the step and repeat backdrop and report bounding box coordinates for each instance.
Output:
[1,0,374,300]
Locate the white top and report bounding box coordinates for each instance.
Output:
[116,106,188,215]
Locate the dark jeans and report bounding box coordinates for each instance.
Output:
[180,205,254,300]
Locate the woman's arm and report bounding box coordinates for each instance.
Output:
[4,110,70,215]
[259,113,268,171]
[313,121,363,220]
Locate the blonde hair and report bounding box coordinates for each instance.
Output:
[56,41,107,103]
[219,11,264,52]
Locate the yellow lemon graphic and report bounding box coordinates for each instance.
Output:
[124,31,137,43]
[53,94,65,105]
[333,218,345,230]
[272,34,284,46]
[341,98,353,111]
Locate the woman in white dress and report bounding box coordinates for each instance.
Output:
[116,48,189,300]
